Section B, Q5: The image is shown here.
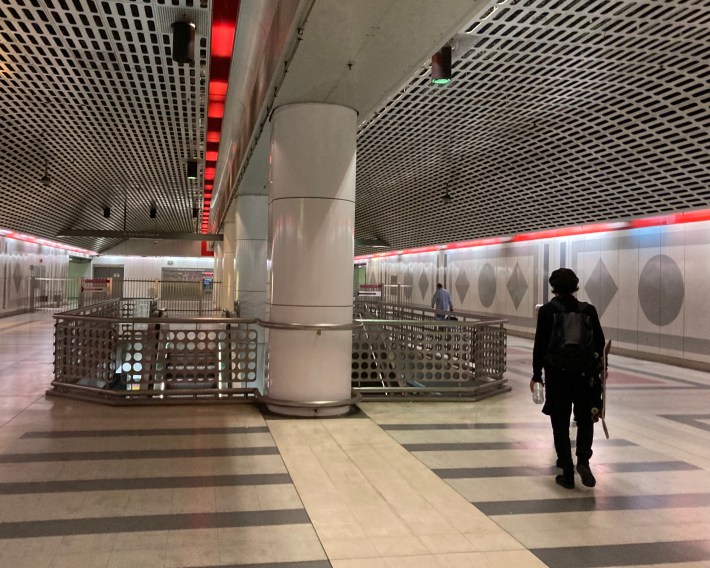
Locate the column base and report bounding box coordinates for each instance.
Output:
[261,392,361,418]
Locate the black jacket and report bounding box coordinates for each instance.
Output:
[532,295,605,381]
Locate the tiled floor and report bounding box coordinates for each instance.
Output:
[1,312,709,567]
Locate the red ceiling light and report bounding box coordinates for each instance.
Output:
[209,80,228,100]
[211,22,236,58]
[202,0,239,239]
[207,102,225,118]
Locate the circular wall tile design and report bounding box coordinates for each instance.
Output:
[478,263,497,308]
[638,254,684,326]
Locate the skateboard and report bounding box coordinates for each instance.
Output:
[592,340,611,439]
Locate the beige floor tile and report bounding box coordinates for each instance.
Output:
[165,528,220,550]
[0,553,54,568]
[319,536,379,560]
[60,534,116,554]
[110,531,169,551]
[164,545,220,568]
[270,536,328,562]
[107,548,166,568]
[254,483,304,509]
[49,551,111,568]
[331,559,390,568]
[369,534,429,557]
[218,541,274,564]
[433,550,548,567]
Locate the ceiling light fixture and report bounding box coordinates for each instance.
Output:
[187,160,198,179]
[431,45,452,85]
[40,162,51,186]
[171,21,196,64]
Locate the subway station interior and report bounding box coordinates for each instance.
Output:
[1,0,710,567]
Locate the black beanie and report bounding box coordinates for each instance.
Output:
[549,268,579,294]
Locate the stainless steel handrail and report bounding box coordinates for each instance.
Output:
[54,314,257,325]
[356,318,508,327]
[256,319,364,331]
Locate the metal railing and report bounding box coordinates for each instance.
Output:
[51,298,259,404]
[49,298,509,405]
[352,300,509,400]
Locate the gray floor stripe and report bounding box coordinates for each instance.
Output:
[435,460,700,479]
[0,446,279,463]
[661,413,710,433]
[382,422,547,431]
[473,492,710,516]
[532,539,710,568]
[404,439,635,452]
[0,473,292,495]
[21,426,271,438]
[0,509,310,539]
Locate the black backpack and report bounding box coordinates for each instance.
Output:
[545,299,596,375]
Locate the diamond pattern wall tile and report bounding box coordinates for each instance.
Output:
[418,271,430,300]
[12,263,22,293]
[507,262,528,310]
[403,269,414,300]
[584,259,618,317]
[455,269,470,303]
[478,262,496,308]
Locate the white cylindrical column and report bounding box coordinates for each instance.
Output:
[213,241,224,304]
[221,206,237,312]
[235,194,268,318]
[267,103,356,417]
[235,193,268,393]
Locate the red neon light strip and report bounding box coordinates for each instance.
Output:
[354,209,710,262]
[0,229,96,255]
[202,0,240,255]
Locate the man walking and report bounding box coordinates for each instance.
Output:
[531,268,605,489]
[431,283,453,320]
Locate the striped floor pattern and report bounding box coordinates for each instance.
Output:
[370,336,710,568]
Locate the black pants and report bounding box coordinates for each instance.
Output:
[542,368,595,470]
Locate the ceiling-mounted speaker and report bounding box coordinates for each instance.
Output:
[192,207,199,219]
[103,207,111,218]
[171,21,196,64]
[187,160,198,179]
[150,207,157,219]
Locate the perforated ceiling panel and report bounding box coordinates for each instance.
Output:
[355,0,710,254]
[0,0,210,252]
[1,0,709,256]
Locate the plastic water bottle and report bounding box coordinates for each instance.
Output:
[532,382,545,404]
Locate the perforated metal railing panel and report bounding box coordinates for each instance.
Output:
[355,0,710,254]
[0,0,210,252]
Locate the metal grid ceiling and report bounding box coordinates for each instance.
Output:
[0,0,210,252]
[355,0,710,254]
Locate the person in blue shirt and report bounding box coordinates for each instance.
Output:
[431,283,453,320]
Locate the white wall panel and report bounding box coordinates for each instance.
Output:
[361,220,710,367]
[683,223,710,364]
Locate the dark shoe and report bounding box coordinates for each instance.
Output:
[555,470,575,489]
[576,463,596,487]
